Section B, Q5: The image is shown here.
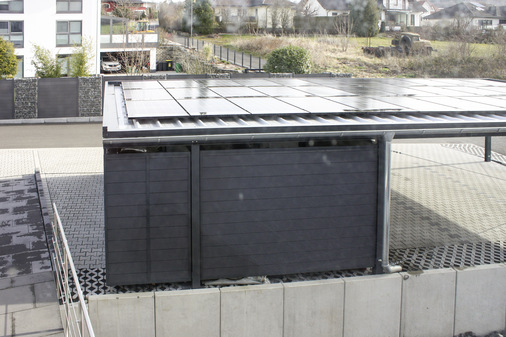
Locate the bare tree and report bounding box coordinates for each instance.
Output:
[270,5,280,32]
[297,0,318,17]
[279,7,292,34]
[334,15,353,51]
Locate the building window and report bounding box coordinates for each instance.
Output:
[56,21,82,46]
[0,21,24,48]
[58,55,71,76]
[15,56,23,78]
[56,0,82,13]
[410,14,415,26]
[0,0,23,13]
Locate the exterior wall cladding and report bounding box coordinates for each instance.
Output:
[104,141,380,286]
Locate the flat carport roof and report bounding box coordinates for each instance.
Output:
[103,77,506,144]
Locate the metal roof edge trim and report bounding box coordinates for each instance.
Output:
[103,127,506,145]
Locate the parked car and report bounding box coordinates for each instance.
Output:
[101,57,121,73]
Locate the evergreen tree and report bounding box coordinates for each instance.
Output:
[350,0,379,38]
[193,0,215,35]
[0,37,17,79]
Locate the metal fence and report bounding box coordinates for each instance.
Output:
[52,203,96,337]
[172,35,266,71]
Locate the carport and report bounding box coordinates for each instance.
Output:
[102,76,506,287]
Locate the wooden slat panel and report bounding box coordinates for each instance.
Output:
[0,80,14,119]
[200,145,378,280]
[37,78,78,118]
[105,153,191,285]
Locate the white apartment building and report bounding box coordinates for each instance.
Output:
[0,0,101,77]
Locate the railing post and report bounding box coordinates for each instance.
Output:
[485,136,492,162]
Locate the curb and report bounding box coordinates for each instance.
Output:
[0,116,103,125]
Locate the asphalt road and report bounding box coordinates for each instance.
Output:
[0,123,103,149]
[0,123,505,156]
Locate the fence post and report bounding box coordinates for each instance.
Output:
[250,54,252,69]
[220,46,222,59]
[227,48,229,62]
[234,50,236,65]
[259,57,261,70]
[242,52,244,68]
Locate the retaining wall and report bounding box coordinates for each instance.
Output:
[87,264,506,337]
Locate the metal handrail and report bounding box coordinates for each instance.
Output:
[52,203,96,337]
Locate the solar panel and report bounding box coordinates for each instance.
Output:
[194,79,242,87]
[250,86,310,97]
[125,100,189,118]
[279,97,352,113]
[122,81,162,90]
[124,89,173,101]
[371,96,454,112]
[413,86,480,97]
[457,96,506,109]
[229,97,306,114]
[166,87,221,99]
[178,98,248,116]
[267,78,316,86]
[329,96,409,112]
[418,96,506,111]
[210,86,267,97]
[231,79,282,86]
[159,79,200,88]
[296,86,356,97]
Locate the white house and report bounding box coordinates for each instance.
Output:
[212,0,296,30]
[0,0,101,77]
[423,2,506,30]
[297,0,349,17]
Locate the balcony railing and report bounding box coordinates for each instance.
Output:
[101,32,158,48]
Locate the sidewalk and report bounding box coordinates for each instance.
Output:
[0,174,63,337]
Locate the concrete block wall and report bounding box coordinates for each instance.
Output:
[87,264,506,337]
[78,76,102,117]
[14,78,38,119]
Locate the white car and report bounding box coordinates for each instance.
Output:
[101,58,121,73]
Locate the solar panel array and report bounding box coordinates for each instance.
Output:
[121,78,506,120]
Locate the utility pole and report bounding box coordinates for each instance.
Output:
[190,0,193,47]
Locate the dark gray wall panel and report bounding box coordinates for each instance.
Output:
[105,152,191,285]
[0,80,14,119]
[200,145,378,280]
[38,78,78,118]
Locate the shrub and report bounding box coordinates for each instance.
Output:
[0,37,17,79]
[264,45,312,74]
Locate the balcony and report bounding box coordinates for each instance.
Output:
[101,16,158,49]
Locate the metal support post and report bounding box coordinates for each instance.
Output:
[375,132,401,274]
[485,136,492,162]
